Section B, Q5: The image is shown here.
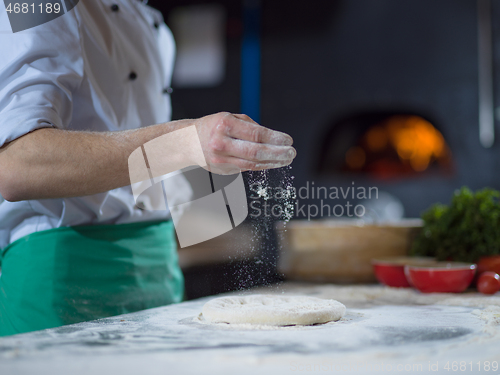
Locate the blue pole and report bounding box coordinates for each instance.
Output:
[241,0,261,123]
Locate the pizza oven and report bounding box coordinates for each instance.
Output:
[317,111,454,180]
[258,0,500,218]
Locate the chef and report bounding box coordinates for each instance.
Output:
[0,0,295,336]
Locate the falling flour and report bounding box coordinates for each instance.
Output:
[247,165,296,224]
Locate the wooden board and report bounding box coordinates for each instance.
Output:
[277,219,422,283]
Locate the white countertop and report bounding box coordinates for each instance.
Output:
[1,283,500,375]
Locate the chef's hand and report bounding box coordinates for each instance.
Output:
[0,113,293,201]
[194,112,296,174]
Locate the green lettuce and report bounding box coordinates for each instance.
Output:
[411,187,500,263]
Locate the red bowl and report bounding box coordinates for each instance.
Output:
[372,257,436,288]
[404,262,477,293]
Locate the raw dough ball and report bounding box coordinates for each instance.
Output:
[201,294,346,326]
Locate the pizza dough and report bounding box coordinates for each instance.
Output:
[201,294,346,326]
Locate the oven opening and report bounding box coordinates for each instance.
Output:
[317,111,454,180]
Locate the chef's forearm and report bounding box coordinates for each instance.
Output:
[0,120,194,202]
[0,112,295,202]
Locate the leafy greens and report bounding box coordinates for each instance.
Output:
[411,187,500,263]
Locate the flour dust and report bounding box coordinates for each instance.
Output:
[223,165,296,292]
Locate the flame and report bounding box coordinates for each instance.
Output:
[361,115,448,172]
[365,125,389,152]
[345,146,366,169]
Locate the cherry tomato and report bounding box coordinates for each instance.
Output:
[477,272,500,295]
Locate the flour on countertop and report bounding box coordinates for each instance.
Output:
[244,282,500,309]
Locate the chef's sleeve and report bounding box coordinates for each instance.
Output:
[0,6,84,148]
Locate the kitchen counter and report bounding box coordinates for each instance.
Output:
[2,283,500,375]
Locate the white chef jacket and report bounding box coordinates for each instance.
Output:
[0,0,184,249]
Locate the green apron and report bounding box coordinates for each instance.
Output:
[0,220,183,337]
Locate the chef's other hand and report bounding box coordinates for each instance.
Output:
[195,112,296,174]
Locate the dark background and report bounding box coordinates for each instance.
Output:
[148,0,500,296]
